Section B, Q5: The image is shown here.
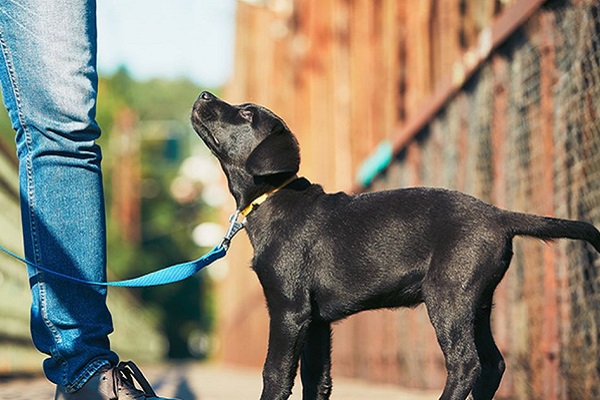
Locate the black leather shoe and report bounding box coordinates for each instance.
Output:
[54,361,179,400]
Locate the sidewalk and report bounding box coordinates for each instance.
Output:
[0,362,439,399]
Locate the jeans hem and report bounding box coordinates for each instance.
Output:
[64,358,113,393]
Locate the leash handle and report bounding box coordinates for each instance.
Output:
[0,211,245,287]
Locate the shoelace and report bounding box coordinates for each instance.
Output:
[113,361,158,399]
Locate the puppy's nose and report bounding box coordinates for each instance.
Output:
[199,91,214,101]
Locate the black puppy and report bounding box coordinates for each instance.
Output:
[191,91,600,400]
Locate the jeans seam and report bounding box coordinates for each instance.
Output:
[0,21,65,365]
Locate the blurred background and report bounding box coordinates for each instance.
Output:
[1,0,599,399]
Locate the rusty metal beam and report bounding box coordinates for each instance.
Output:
[357,0,549,190]
[390,0,549,155]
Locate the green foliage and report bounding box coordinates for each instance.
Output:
[0,67,221,360]
[99,66,207,124]
[99,68,220,359]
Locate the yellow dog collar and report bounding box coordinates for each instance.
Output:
[240,175,298,218]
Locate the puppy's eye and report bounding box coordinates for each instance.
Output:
[240,109,253,122]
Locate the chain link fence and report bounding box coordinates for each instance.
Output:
[370,0,600,397]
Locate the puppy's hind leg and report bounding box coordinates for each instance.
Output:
[300,320,333,400]
[471,302,505,400]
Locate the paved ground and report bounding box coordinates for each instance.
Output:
[0,362,439,399]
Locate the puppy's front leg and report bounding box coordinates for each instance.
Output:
[301,320,332,400]
[260,310,311,400]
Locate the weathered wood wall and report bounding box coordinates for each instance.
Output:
[217,0,600,398]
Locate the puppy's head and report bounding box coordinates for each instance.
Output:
[191,91,300,206]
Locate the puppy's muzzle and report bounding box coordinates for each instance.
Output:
[192,91,219,122]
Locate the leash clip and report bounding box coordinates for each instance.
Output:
[220,210,245,250]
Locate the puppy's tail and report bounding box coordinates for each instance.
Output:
[502,211,600,253]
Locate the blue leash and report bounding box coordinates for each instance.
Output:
[0,211,245,287]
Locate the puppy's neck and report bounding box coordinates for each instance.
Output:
[240,174,298,217]
[224,166,298,216]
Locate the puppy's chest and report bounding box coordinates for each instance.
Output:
[248,231,318,280]
[249,245,316,302]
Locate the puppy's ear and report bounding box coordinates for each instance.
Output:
[246,124,300,177]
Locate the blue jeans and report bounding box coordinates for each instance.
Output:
[0,0,119,391]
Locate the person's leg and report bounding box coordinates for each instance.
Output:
[0,0,119,391]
